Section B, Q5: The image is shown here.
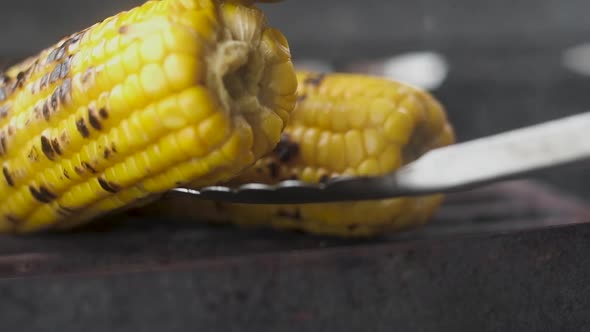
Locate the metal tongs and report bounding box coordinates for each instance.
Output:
[171,111,590,204]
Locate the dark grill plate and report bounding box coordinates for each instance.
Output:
[0,180,588,331]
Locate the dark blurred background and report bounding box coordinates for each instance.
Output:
[3,0,590,198]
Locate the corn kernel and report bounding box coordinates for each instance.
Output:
[198,112,229,148]
[140,34,166,63]
[344,130,365,167]
[140,63,170,99]
[164,54,203,91]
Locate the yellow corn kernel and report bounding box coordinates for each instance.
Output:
[343,130,365,167]
[0,0,296,232]
[163,54,204,91]
[140,71,456,237]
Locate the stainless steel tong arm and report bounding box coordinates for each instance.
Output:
[171,111,590,204]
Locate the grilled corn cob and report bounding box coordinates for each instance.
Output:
[0,0,297,233]
[139,71,455,237]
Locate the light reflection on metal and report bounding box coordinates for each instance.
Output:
[347,51,449,91]
[562,43,590,76]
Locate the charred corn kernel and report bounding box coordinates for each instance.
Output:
[0,0,297,232]
[140,71,456,237]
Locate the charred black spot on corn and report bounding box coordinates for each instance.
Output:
[40,136,56,160]
[0,131,6,156]
[33,105,42,121]
[118,25,129,34]
[82,161,97,173]
[49,63,61,83]
[0,74,9,84]
[60,131,68,143]
[87,107,102,130]
[76,118,90,138]
[57,205,76,216]
[51,138,62,156]
[63,169,70,179]
[296,94,307,103]
[99,108,108,119]
[50,89,59,111]
[59,78,72,103]
[81,67,94,84]
[42,102,51,121]
[0,105,8,118]
[74,166,84,175]
[40,73,49,90]
[28,146,39,162]
[103,148,111,159]
[98,177,120,193]
[29,185,57,203]
[303,72,326,87]
[5,214,20,224]
[14,71,26,89]
[2,166,13,186]
[273,133,299,163]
